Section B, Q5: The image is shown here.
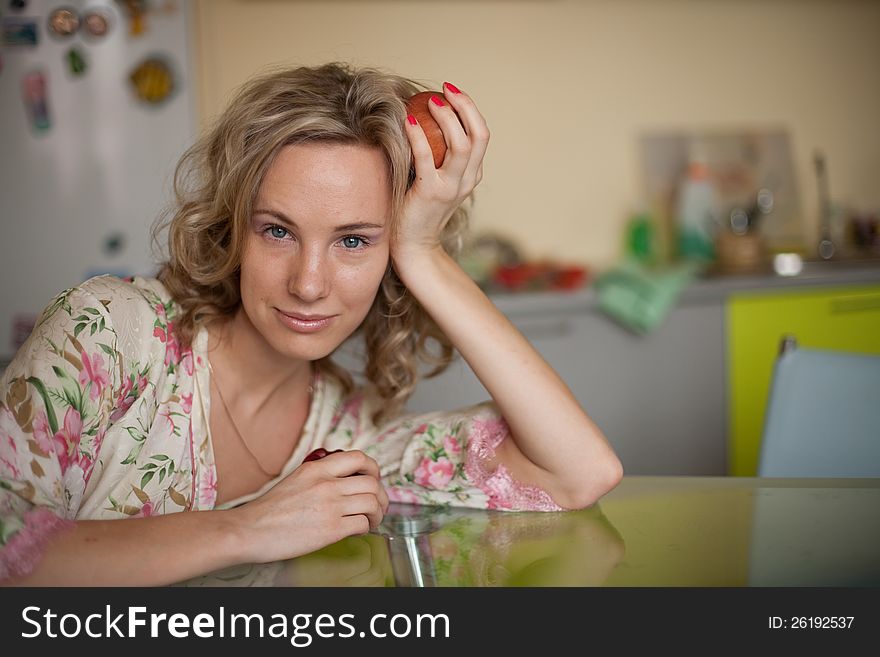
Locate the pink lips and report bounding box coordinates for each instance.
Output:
[284,312,333,321]
[276,309,336,333]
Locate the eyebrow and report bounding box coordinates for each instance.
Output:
[253,208,385,232]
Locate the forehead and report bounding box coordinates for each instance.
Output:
[258,142,391,220]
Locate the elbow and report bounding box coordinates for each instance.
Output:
[605,455,625,493]
[562,454,624,510]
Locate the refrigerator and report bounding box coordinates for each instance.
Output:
[0,0,196,364]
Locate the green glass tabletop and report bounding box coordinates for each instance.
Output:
[178,477,880,587]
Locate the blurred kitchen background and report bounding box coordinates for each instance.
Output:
[2,0,879,477]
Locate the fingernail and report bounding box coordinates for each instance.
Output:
[407,114,418,125]
[443,81,461,94]
[430,94,445,107]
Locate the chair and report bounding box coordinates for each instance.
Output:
[758,336,880,477]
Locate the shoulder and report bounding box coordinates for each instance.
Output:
[32,275,180,365]
[38,275,172,319]
[38,275,181,334]
[74,275,176,321]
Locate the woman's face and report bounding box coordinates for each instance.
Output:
[239,142,392,362]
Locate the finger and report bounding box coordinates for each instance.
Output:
[404,112,439,178]
[379,483,389,513]
[441,82,490,182]
[338,473,389,512]
[341,514,371,537]
[318,449,381,479]
[426,94,470,177]
[341,493,385,530]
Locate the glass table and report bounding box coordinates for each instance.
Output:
[178,476,880,587]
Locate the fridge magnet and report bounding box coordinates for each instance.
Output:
[115,0,148,37]
[47,7,80,38]
[83,8,110,38]
[9,0,28,11]
[102,231,126,256]
[66,47,87,76]
[21,70,51,132]
[1,17,38,46]
[129,56,174,105]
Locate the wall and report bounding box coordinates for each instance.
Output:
[192,0,880,269]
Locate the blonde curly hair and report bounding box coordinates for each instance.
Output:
[153,62,468,424]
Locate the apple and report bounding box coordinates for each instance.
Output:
[303,447,343,463]
[405,90,459,168]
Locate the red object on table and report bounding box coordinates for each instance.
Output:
[551,265,588,290]
[303,447,343,463]
[493,262,588,292]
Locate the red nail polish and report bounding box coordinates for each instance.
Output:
[443,81,461,94]
[430,95,445,107]
[407,114,418,125]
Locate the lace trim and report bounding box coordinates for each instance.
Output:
[0,507,75,581]
[463,415,564,512]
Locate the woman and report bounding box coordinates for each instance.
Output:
[0,63,622,585]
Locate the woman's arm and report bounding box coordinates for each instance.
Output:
[3,450,389,586]
[393,248,622,509]
[4,510,246,586]
[395,84,622,509]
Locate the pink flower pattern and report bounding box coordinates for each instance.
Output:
[163,327,181,366]
[31,411,53,455]
[52,407,83,475]
[0,274,567,584]
[0,508,74,581]
[443,434,461,457]
[386,487,420,505]
[199,466,217,508]
[463,416,563,512]
[413,455,456,489]
[78,350,110,401]
[110,373,149,422]
[0,277,213,581]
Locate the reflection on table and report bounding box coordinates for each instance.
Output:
[177,477,880,587]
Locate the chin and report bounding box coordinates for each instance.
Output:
[263,322,352,362]
[270,334,340,362]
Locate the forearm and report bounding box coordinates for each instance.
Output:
[3,509,247,586]
[395,248,622,507]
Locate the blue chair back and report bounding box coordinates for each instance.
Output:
[759,340,880,477]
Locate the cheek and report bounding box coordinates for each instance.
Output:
[240,242,281,303]
[334,255,389,306]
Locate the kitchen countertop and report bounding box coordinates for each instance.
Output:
[490,258,880,317]
[178,476,880,587]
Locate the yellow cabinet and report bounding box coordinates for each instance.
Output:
[727,284,880,476]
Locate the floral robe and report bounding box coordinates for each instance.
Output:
[0,276,562,580]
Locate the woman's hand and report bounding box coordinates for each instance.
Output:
[233,450,390,564]
[393,82,490,269]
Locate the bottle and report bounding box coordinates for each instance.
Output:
[624,205,656,266]
[675,145,718,261]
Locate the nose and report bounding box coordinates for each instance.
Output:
[287,244,331,303]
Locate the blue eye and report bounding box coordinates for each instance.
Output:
[268,225,288,239]
[341,236,365,249]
